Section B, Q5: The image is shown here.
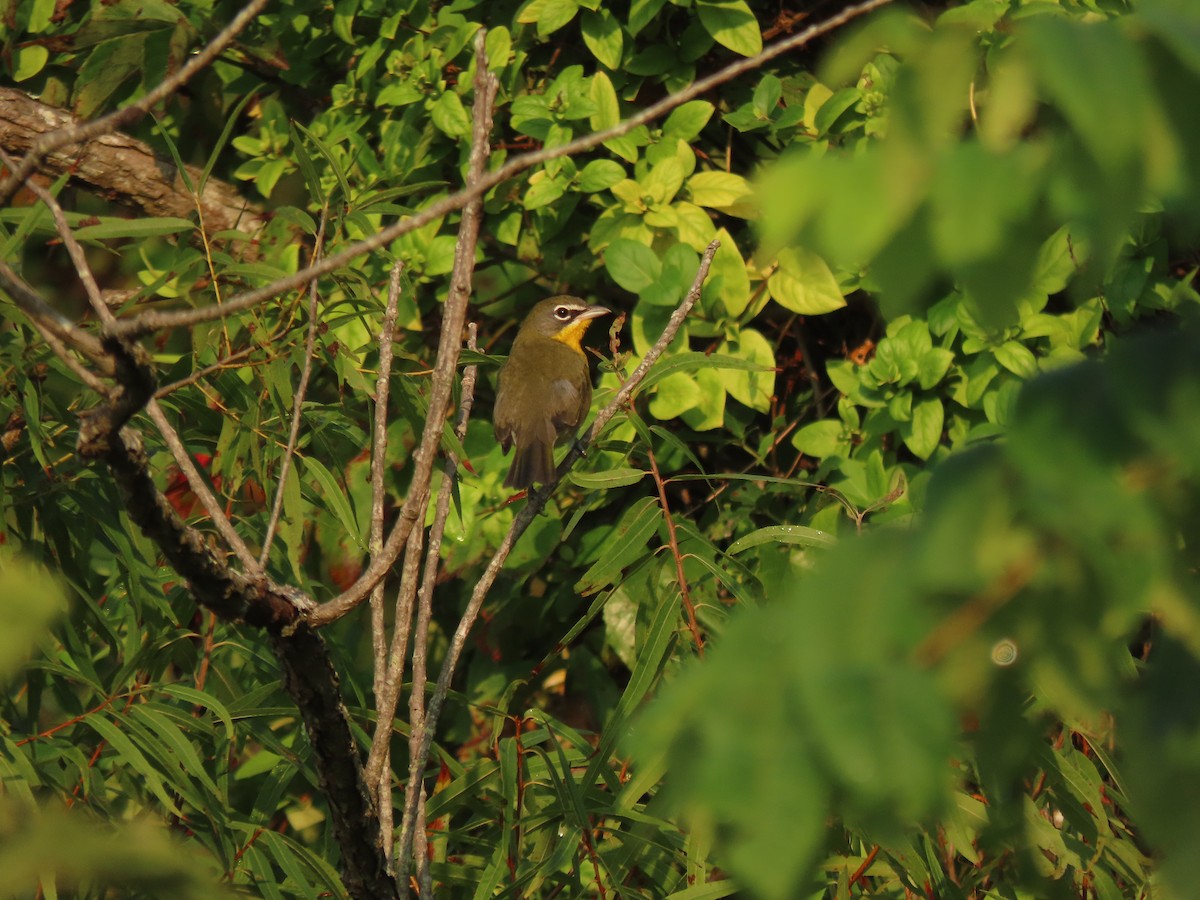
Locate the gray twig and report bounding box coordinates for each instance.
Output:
[308,33,498,628]
[407,323,479,896]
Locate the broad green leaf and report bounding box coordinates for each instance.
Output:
[752,74,782,118]
[74,34,144,118]
[695,0,762,57]
[994,340,1038,378]
[518,0,580,36]
[663,101,715,141]
[576,159,625,192]
[681,367,726,430]
[673,200,718,250]
[524,172,567,209]
[718,327,775,412]
[581,9,623,68]
[649,371,700,420]
[13,46,49,82]
[917,347,955,390]
[688,170,754,213]
[431,91,471,137]
[702,228,751,316]
[605,238,662,293]
[793,419,846,458]
[768,247,846,315]
[812,87,861,136]
[628,0,667,35]
[589,70,620,131]
[901,396,944,459]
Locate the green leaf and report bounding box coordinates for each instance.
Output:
[901,396,944,459]
[917,347,955,390]
[431,91,471,137]
[993,340,1038,378]
[702,228,751,316]
[793,419,846,458]
[605,238,662,293]
[727,525,836,554]
[639,351,771,393]
[812,87,862,136]
[523,172,567,209]
[688,170,754,213]
[576,159,625,192]
[629,0,667,36]
[663,101,715,141]
[695,0,762,57]
[768,247,846,315]
[575,496,662,594]
[589,70,620,131]
[74,217,195,241]
[74,34,144,118]
[581,9,623,68]
[84,715,183,816]
[302,457,365,552]
[752,74,782,118]
[649,371,701,420]
[719,327,775,412]
[518,0,580,37]
[13,46,49,82]
[569,467,647,488]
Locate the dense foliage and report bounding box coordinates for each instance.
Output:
[2,0,1199,896]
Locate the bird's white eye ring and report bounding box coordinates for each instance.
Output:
[554,306,571,319]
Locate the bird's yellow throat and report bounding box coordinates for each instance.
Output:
[550,318,595,354]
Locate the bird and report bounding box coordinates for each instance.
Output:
[493,296,611,490]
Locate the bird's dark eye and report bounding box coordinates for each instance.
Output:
[554,306,571,320]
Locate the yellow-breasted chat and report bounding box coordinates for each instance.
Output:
[493,296,611,489]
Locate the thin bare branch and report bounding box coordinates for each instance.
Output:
[0,0,271,206]
[393,239,720,885]
[407,323,479,895]
[309,34,499,628]
[154,345,257,399]
[145,400,262,572]
[104,0,893,340]
[371,262,406,704]
[260,209,331,565]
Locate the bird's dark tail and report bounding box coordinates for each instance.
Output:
[505,439,556,489]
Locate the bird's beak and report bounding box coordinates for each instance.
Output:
[578,305,611,321]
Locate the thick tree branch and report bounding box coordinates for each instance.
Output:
[270,625,399,900]
[0,0,271,207]
[0,88,267,238]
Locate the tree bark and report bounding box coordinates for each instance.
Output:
[0,87,266,237]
